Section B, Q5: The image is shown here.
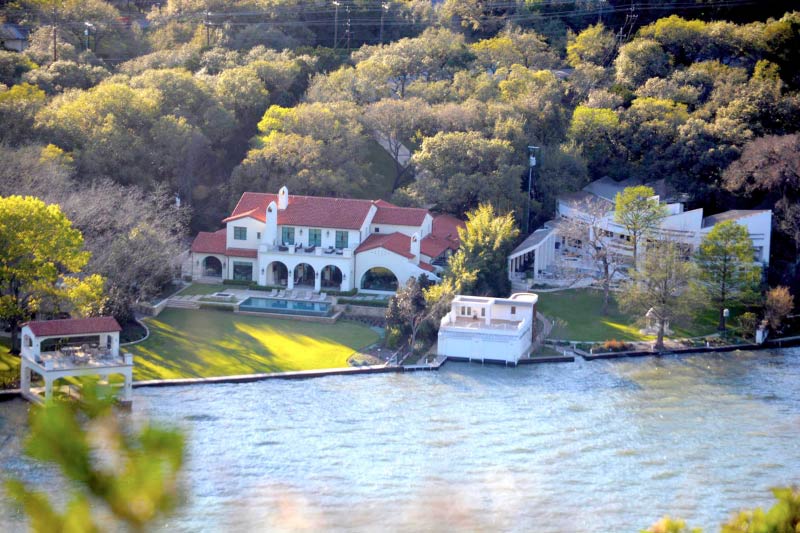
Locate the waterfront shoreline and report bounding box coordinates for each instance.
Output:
[1,336,798,401]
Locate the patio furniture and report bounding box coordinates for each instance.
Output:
[305,245,316,253]
[268,289,278,297]
[276,290,285,298]
[278,245,288,252]
[335,249,343,255]
[317,292,327,301]
[323,246,334,254]
[304,291,313,300]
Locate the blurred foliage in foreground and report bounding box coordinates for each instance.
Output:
[646,486,800,532]
[4,383,184,532]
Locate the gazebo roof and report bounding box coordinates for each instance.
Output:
[25,317,122,337]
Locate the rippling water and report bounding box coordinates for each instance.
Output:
[1,349,799,532]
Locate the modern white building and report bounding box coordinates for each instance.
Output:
[509,177,773,281]
[190,186,464,293]
[437,293,538,365]
[19,317,134,405]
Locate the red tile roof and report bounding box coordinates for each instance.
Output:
[420,234,454,258]
[418,261,435,272]
[355,232,415,259]
[191,229,227,255]
[420,214,465,258]
[373,199,397,208]
[25,317,122,337]
[224,192,375,230]
[432,214,465,240]
[226,248,258,258]
[372,206,429,226]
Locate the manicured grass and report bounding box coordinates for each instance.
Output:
[536,289,720,342]
[128,308,380,380]
[177,283,225,296]
[0,337,19,387]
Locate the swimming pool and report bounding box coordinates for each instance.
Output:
[239,296,332,316]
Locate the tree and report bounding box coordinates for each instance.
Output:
[0,196,104,352]
[6,383,184,530]
[455,203,519,297]
[558,197,625,314]
[566,23,616,67]
[408,131,525,216]
[764,286,794,331]
[386,275,435,352]
[614,39,671,88]
[723,134,800,276]
[693,221,761,330]
[617,241,696,351]
[613,186,668,268]
[364,98,431,191]
[568,106,621,179]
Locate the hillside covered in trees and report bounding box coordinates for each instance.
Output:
[2,0,799,317]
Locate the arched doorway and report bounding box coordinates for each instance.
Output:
[203,256,222,278]
[360,267,398,291]
[321,265,343,290]
[294,263,315,287]
[266,261,288,286]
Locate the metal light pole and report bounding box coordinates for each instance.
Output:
[379,2,389,43]
[525,145,539,234]
[333,1,340,48]
[205,11,212,47]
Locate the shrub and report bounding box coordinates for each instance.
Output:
[182,275,192,282]
[222,279,251,286]
[736,312,758,340]
[326,288,358,297]
[602,339,631,352]
[765,286,794,331]
[385,326,403,349]
[337,298,388,308]
[249,284,284,292]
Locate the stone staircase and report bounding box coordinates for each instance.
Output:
[166,295,200,310]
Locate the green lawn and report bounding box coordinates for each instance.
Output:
[177,283,225,296]
[0,337,19,388]
[537,289,720,342]
[128,308,380,380]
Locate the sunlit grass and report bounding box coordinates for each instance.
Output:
[128,309,380,380]
[0,337,19,385]
[537,289,719,342]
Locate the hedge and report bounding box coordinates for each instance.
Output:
[326,288,358,297]
[338,298,389,308]
[222,279,251,286]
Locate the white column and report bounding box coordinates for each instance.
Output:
[314,271,321,292]
[44,376,53,401]
[21,361,30,395]
[287,269,295,290]
[122,370,132,402]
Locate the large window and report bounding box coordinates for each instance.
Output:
[309,228,321,247]
[234,226,247,240]
[233,261,253,281]
[335,230,349,249]
[281,227,295,245]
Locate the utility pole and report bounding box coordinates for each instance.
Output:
[52,2,58,62]
[333,1,340,48]
[205,11,211,47]
[379,2,389,44]
[525,145,540,234]
[345,5,351,50]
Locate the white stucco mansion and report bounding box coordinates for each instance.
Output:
[190,186,464,293]
[509,177,773,281]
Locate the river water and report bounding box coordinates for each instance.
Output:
[1,349,799,532]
